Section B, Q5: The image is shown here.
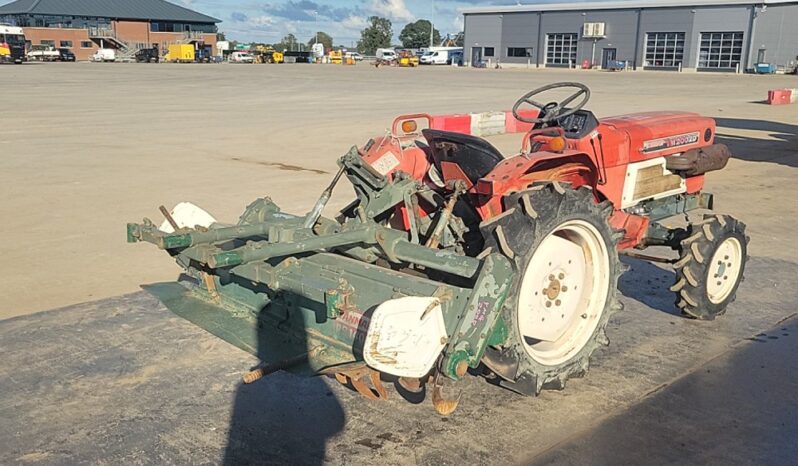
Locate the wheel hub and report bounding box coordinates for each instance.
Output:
[707,237,743,304]
[543,276,563,301]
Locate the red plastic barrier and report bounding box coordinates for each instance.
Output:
[430,109,541,135]
[504,109,539,133]
[430,114,472,134]
[767,89,793,105]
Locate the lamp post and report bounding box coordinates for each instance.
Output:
[430,0,435,48]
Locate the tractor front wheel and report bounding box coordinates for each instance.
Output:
[672,214,749,320]
[481,183,623,395]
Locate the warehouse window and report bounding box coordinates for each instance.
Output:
[484,47,494,57]
[60,40,73,48]
[508,47,533,57]
[81,41,93,48]
[698,32,743,69]
[40,40,55,47]
[546,33,578,66]
[644,32,684,68]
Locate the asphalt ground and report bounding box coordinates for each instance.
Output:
[2,63,798,464]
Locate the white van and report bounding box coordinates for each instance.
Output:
[420,50,448,65]
[376,48,396,61]
[420,47,463,65]
[91,49,116,62]
[230,51,254,63]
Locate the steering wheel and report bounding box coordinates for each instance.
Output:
[512,82,591,125]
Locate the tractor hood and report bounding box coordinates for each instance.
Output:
[601,111,716,161]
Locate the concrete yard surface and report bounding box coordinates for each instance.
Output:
[2,63,798,464]
[2,63,797,318]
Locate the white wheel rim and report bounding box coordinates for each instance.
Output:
[517,219,611,366]
[707,237,743,304]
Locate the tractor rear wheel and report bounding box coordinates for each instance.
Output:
[480,183,623,395]
[672,214,748,320]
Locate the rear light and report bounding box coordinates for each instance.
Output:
[391,114,432,138]
[401,120,418,134]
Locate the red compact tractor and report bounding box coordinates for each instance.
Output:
[130,82,748,412]
[351,82,748,395]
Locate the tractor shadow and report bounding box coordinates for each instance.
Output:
[713,118,798,168]
[223,297,346,465]
[617,256,681,316]
[223,373,345,465]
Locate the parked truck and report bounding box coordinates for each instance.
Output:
[27,44,60,62]
[166,44,194,63]
[135,47,160,63]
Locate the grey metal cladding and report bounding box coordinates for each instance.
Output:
[462,0,798,14]
[539,11,585,34]
[464,14,503,62]
[464,2,798,68]
[582,10,640,64]
[751,4,798,66]
[693,5,751,30]
[501,12,539,63]
[0,0,220,23]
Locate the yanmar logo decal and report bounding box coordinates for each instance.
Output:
[642,132,700,153]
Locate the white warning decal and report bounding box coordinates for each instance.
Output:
[371,151,401,175]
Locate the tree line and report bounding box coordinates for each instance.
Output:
[219,17,464,55]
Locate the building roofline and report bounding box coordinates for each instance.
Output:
[462,0,793,14]
[0,0,221,23]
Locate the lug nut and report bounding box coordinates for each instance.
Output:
[558,273,565,279]
[549,274,555,281]
[555,299,561,306]
[561,286,568,292]
[546,301,552,308]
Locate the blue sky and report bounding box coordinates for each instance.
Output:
[180,0,517,45]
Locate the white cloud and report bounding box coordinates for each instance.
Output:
[250,15,276,26]
[340,15,368,31]
[366,0,415,23]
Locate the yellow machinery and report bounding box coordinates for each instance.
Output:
[329,50,343,65]
[398,50,419,67]
[253,45,284,64]
[166,44,195,63]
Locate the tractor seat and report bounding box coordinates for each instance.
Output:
[422,129,505,185]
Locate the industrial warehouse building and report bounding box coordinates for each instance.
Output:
[0,0,220,61]
[462,0,798,72]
